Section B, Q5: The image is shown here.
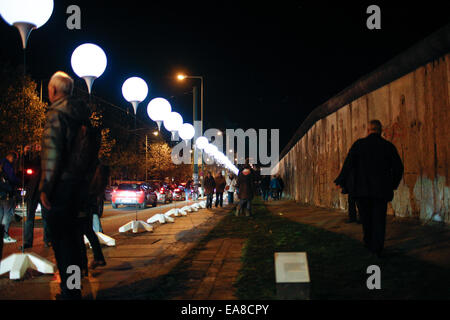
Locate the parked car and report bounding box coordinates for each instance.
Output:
[154,184,173,204]
[171,185,186,201]
[111,183,157,209]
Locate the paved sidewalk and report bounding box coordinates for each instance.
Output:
[264,200,450,268]
[172,237,245,300]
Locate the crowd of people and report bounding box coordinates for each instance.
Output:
[199,164,284,217]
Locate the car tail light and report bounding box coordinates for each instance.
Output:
[175,188,180,192]
[26,168,34,175]
[160,188,164,193]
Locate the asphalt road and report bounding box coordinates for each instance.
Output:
[3,199,196,257]
[100,200,196,235]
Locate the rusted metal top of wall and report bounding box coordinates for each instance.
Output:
[280,23,450,159]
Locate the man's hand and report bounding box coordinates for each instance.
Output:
[40,192,51,210]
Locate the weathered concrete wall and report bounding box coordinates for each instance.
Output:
[277,53,450,223]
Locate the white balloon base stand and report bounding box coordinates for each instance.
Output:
[0,252,56,280]
[84,232,116,247]
[119,220,153,233]
[181,205,193,213]
[147,213,175,224]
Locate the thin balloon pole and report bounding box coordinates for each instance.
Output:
[21,47,26,253]
[134,113,138,222]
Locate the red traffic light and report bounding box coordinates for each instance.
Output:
[26,169,34,175]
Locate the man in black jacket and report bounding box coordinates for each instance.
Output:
[236,164,255,216]
[335,120,403,257]
[0,152,20,243]
[39,71,94,299]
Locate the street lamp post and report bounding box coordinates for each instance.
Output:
[0,0,56,280]
[177,74,204,184]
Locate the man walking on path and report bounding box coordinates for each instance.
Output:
[214,172,226,208]
[236,164,254,216]
[225,173,237,205]
[335,120,403,257]
[260,175,270,201]
[269,175,281,200]
[277,175,284,200]
[204,172,216,209]
[0,151,20,243]
[39,71,97,299]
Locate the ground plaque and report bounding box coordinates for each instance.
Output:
[274,252,311,300]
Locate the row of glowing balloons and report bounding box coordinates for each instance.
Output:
[196,137,239,175]
[0,0,239,174]
[71,43,238,174]
[71,43,194,142]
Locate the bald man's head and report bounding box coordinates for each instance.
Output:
[368,120,382,135]
[48,71,74,103]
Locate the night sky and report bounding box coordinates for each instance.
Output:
[0,0,449,151]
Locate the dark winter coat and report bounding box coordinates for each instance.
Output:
[269,178,280,190]
[277,177,284,190]
[0,158,19,198]
[39,96,92,198]
[203,176,216,194]
[260,175,270,191]
[0,158,19,187]
[334,133,404,201]
[236,168,254,200]
[215,175,226,193]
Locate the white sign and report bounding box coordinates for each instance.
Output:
[274,252,310,283]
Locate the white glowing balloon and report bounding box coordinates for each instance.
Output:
[122,77,148,103]
[218,153,227,163]
[147,98,172,131]
[122,77,148,114]
[0,0,54,49]
[71,44,107,78]
[195,136,208,150]
[204,144,218,155]
[71,43,107,94]
[215,153,226,164]
[163,112,183,132]
[147,97,172,122]
[0,0,53,28]
[179,123,195,141]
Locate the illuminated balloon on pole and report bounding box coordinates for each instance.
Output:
[122,77,148,114]
[178,123,195,143]
[0,0,57,280]
[147,97,172,130]
[71,43,107,94]
[195,136,209,150]
[119,76,152,234]
[204,143,218,155]
[0,0,54,49]
[163,111,183,140]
